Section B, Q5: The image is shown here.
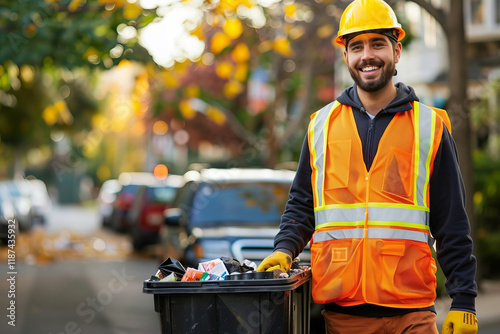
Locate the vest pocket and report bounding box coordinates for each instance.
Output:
[310,237,362,304]
[326,140,351,189]
[382,147,412,198]
[366,240,436,307]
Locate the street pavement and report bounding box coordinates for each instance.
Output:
[0,259,161,334]
[0,204,161,334]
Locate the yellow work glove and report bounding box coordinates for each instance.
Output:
[257,251,292,272]
[442,310,478,334]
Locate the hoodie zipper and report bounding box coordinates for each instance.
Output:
[366,118,375,169]
[359,107,382,300]
[360,107,380,171]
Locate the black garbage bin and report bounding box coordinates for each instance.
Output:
[143,270,311,334]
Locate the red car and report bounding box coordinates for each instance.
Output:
[111,172,157,232]
[127,175,184,251]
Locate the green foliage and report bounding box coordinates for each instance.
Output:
[61,73,100,130]
[0,0,156,69]
[473,150,500,278]
[0,69,51,147]
[0,66,98,153]
[397,17,415,49]
[0,0,157,177]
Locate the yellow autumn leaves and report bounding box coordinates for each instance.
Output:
[224,18,244,39]
[273,37,293,57]
[42,101,73,126]
[178,85,226,125]
[48,0,142,20]
[210,25,293,58]
[210,32,232,54]
[208,14,253,99]
[179,99,226,125]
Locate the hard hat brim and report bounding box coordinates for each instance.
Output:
[335,27,405,47]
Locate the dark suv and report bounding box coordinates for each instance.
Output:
[159,168,311,267]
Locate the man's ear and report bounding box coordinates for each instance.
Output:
[394,42,402,64]
[343,50,348,65]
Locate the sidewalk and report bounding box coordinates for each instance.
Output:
[435,279,500,331]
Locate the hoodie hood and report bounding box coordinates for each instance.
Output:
[337,82,419,114]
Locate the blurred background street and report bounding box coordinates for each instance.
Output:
[0,204,161,334]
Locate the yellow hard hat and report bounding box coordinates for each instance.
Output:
[335,0,405,47]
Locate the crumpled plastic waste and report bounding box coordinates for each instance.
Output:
[159,272,176,282]
[220,257,255,274]
[150,256,308,282]
[154,257,186,280]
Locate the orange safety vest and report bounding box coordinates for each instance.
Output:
[307,101,448,308]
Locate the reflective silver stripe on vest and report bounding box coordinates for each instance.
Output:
[415,102,435,207]
[312,101,339,207]
[313,227,432,244]
[414,102,436,206]
[315,206,429,227]
[314,206,365,224]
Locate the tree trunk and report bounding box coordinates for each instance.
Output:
[262,54,284,168]
[405,0,479,283]
[445,1,480,283]
[13,148,25,179]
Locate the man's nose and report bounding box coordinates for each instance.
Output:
[361,46,375,61]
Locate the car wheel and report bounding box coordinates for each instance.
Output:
[132,225,144,252]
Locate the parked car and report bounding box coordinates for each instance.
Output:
[159,168,311,267]
[17,179,52,225]
[128,174,184,251]
[0,186,16,244]
[0,180,32,231]
[97,179,122,228]
[111,172,157,232]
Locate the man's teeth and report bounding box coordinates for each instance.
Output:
[361,66,379,72]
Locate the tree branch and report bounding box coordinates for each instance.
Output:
[402,0,447,31]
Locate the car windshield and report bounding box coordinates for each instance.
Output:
[3,182,21,197]
[190,182,291,227]
[120,184,140,196]
[147,186,178,204]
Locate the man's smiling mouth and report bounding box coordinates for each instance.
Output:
[361,66,380,72]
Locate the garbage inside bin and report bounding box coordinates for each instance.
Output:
[198,258,228,279]
[220,256,255,274]
[157,257,186,280]
[144,257,311,334]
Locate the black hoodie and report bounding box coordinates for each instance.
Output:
[274,83,477,316]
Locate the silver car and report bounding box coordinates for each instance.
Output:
[0,185,16,243]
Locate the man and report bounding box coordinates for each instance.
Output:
[257,0,478,333]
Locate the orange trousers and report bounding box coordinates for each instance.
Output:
[322,310,439,334]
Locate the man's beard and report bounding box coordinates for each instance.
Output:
[348,60,395,93]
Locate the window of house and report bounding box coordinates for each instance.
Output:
[471,0,485,24]
[496,0,500,24]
